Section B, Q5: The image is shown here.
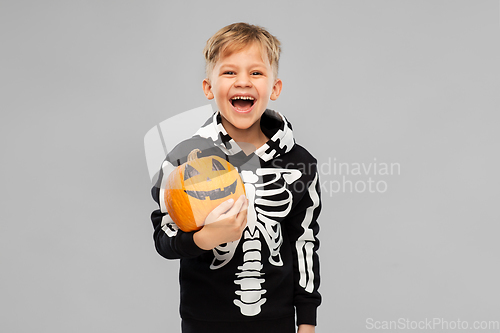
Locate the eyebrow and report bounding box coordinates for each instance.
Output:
[218,63,267,70]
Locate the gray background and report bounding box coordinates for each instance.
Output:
[1,1,499,332]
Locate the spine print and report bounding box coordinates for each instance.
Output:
[233,220,267,316]
[233,170,267,316]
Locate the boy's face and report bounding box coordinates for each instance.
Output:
[202,43,282,134]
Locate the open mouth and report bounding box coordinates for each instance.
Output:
[230,95,255,112]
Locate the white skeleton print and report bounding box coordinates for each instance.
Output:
[151,109,322,325]
[210,167,302,316]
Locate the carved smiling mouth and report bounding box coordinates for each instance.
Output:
[185,180,238,200]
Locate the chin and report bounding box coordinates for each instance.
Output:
[230,118,254,130]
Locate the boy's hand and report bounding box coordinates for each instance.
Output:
[297,324,315,333]
[193,195,248,250]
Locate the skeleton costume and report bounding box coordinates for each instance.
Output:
[151,109,321,333]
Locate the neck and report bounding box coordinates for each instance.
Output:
[221,117,268,154]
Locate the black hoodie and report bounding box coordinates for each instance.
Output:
[151,109,321,331]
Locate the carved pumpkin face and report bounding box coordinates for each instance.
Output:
[164,149,246,232]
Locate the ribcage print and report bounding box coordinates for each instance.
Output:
[210,167,302,316]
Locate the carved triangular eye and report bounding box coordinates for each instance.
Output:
[184,164,200,180]
[212,158,226,171]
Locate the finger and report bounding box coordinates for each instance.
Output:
[208,198,235,219]
[239,197,249,213]
[235,197,249,222]
[222,195,246,219]
[240,216,248,230]
[236,207,247,220]
[236,207,249,228]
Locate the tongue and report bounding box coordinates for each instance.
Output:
[233,99,253,110]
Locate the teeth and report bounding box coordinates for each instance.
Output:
[231,96,255,100]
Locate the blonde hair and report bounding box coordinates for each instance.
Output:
[203,22,281,80]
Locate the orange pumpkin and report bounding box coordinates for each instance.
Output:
[164,149,246,232]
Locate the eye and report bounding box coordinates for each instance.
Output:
[223,71,235,75]
[212,158,226,171]
[184,164,200,180]
[251,71,262,75]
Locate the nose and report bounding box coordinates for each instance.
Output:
[234,73,252,88]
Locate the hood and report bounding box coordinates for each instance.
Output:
[193,109,295,162]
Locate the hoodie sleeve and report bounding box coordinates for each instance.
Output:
[150,136,227,259]
[150,159,208,259]
[285,164,322,326]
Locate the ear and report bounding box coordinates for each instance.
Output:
[202,78,214,100]
[270,78,282,101]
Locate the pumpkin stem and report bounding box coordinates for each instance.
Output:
[187,149,201,162]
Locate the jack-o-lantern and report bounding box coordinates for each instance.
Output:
[164,149,246,232]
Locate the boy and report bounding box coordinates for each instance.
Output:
[151,23,321,333]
